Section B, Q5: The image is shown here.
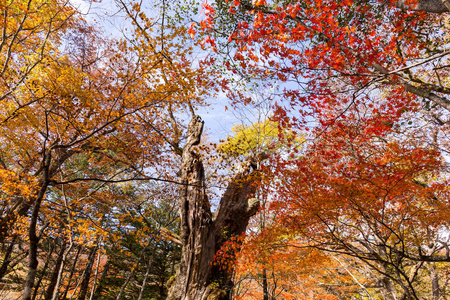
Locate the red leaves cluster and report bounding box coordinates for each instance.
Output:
[270,115,449,248]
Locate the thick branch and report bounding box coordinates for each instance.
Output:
[395,0,450,13]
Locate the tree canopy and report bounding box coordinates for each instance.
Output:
[1,0,450,299]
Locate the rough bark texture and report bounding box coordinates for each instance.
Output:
[395,0,450,13]
[430,264,441,300]
[167,116,262,300]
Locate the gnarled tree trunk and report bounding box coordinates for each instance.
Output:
[168,116,262,300]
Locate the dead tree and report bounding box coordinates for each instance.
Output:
[168,116,262,300]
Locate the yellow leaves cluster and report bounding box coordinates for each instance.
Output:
[0,169,38,198]
[1,0,76,99]
[218,120,281,157]
[218,119,301,157]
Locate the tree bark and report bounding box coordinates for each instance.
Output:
[31,243,55,300]
[0,235,17,280]
[61,245,82,300]
[429,264,441,300]
[92,259,110,299]
[88,249,102,300]
[50,238,74,300]
[262,267,269,300]
[395,0,449,13]
[167,116,262,300]
[44,239,66,300]
[22,151,51,300]
[77,245,97,300]
[137,256,154,300]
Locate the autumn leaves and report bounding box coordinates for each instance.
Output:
[2,0,450,299]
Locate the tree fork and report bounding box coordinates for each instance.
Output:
[167,116,262,300]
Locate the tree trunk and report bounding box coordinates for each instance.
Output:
[0,235,17,280]
[0,149,75,243]
[88,249,102,300]
[22,196,44,300]
[395,0,449,13]
[44,239,66,300]
[77,245,97,300]
[23,150,51,300]
[137,256,154,300]
[167,116,262,300]
[116,244,149,300]
[31,243,55,300]
[430,264,440,300]
[262,267,269,300]
[50,239,74,300]
[61,246,82,300]
[92,259,110,299]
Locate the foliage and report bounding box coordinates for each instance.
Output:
[191,0,450,298]
[3,0,450,298]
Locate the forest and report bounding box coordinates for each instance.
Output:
[1,0,450,299]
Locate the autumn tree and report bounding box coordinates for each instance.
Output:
[233,236,371,299]
[0,0,277,298]
[0,0,220,299]
[182,0,450,298]
[267,110,450,299]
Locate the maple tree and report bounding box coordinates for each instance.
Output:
[267,112,450,299]
[186,0,450,298]
[233,237,372,299]
[191,0,450,132]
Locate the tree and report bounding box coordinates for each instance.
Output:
[269,114,450,299]
[0,0,273,298]
[233,238,370,299]
[193,0,450,123]
[166,116,264,299]
[189,1,450,298]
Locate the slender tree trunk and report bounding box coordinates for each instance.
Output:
[50,239,73,300]
[23,153,51,300]
[69,264,87,300]
[137,256,154,300]
[92,259,110,299]
[61,246,82,300]
[167,116,262,300]
[77,245,97,300]
[430,264,440,300]
[88,249,101,300]
[31,244,55,300]
[262,267,269,300]
[116,244,148,300]
[44,239,66,300]
[22,198,43,300]
[0,235,17,280]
